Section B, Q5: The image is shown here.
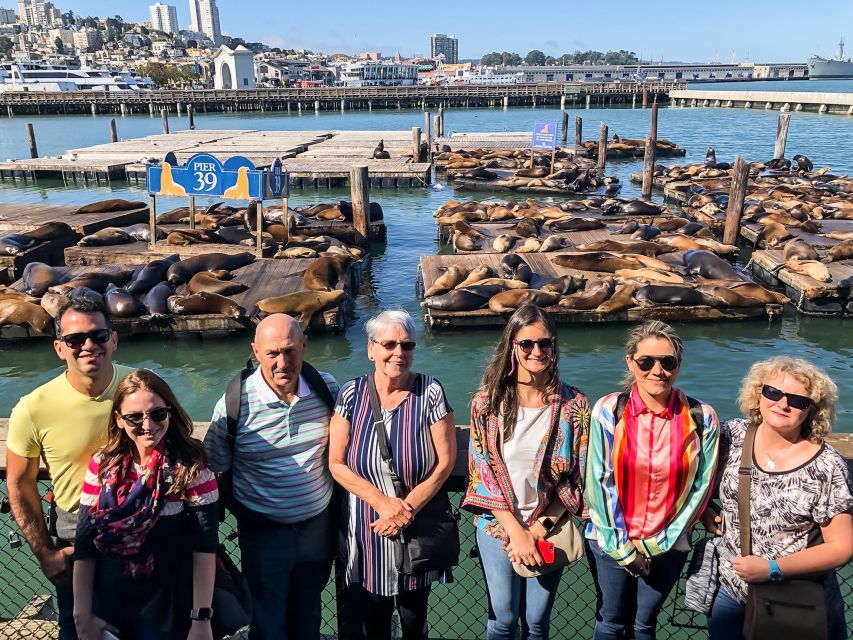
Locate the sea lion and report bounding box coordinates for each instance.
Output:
[553,252,646,273]
[614,268,685,284]
[679,222,706,237]
[256,290,346,329]
[456,265,495,288]
[276,247,318,259]
[40,291,69,318]
[700,284,780,308]
[424,264,470,298]
[0,299,52,333]
[373,140,390,160]
[615,220,640,235]
[515,218,541,238]
[824,240,853,263]
[73,199,146,215]
[474,278,529,289]
[125,255,180,296]
[216,226,255,245]
[187,270,248,296]
[704,147,717,168]
[753,222,792,249]
[166,229,224,246]
[22,262,68,296]
[488,289,560,313]
[623,200,664,216]
[120,223,166,243]
[514,238,542,253]
[719,282,789,305]
[78,227,133,247]
[0,287,37,304]
[0,233,37,255]
[539,236,570,252]
[792,154,813,172]
[421,284,505,311]
[559,277,616,310]
[51,270,134,295]
[538,275,584,295]
[493,234,518,253]
[500,254,533,283]
[167,291,244,319]
[635,285,717,307]
[452,220,486,239]
[596,282,640,314]
[783,259,831,282]
[548,217,605,232]
[461,167,499,181]
[67,286,104,304]
[655,218,690,232]
[303,254,352,292]
[826,231,853,242]
[105,284,146,318]
[783,239,820,262]
[575,239,674,257]
[516,167,550,179]
[143,282,175,317]
[166,252,255,285]
[25,222,76,243]
[632,225,661,241]
[157,207,195,224]
[683,250,745,281]
[452,230,480,252]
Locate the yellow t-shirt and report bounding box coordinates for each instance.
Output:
[7,364,134,513]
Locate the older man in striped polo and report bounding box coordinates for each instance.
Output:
[205,314,339,640]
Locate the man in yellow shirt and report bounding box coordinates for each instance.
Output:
[7,297,132,640]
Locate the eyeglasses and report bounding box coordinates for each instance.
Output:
[59,329,111,349]
[513,338,556,354]
[761,384,813,411]
[119,407,171,428]
[371,339,416,352]
[632,355,681,372]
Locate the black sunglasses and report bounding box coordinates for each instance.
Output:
[761,385,813,411]
[372,339,416,352]
[59,329,112,349]
[119,407,172,428]
[513,338,556,354]
[633,355,681,372]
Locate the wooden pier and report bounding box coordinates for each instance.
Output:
[670,89,853,115]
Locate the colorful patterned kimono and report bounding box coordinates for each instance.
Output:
[462,382,590,540]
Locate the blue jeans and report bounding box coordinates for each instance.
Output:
[588,539,687,640]
[476,528,563,640]
[238,502,335,640]
[56,579,77,640]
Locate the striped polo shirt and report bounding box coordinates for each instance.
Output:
[204,367,339,524]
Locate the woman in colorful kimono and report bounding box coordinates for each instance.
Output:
[462,304,590,640]
[584,320,720,640]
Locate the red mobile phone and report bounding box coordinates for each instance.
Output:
[536,539,555,564]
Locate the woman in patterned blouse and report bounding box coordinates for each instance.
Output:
[703,356,853,639]
[329,309,456,640]
[462,304,590,640]
[585,321,719,640]
[73,369,218,640]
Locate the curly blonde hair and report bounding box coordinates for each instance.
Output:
[737,356,838,443]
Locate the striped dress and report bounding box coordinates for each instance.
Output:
[335,373,452,596]
[584,386,719,566]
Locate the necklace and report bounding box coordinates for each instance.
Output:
[763,441,796,470]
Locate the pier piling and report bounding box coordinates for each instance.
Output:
[575,116,583,147]
[561,111,568,145]
[161,109,170,134]
[424,112,431,155]
[650,102,659,142]
[773,112,791,160]
[412,127,422,162]
[188,104,195,130]
[26,123,38,158]
[724,155,750,246]
[90,103,97,116]
[642,88,649,108]
[109,118,118,143]
[597,122,608,178]
[350,165,370,244]
[585,95,591,109]
[433,115,440,144]
[641,135,656,200]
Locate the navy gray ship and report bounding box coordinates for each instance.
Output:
[808,39,853,79]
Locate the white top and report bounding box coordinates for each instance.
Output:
[503,405,551,522]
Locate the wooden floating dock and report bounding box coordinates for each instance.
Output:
[435,133,589,156]
[419,253,780,328]
[670,89,853,115]
[750,250,852,316]
[1,257,357,340]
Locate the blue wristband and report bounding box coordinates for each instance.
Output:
[768,558,784,582]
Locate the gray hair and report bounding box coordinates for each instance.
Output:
[621,320,684,390]
[364,309,416,341]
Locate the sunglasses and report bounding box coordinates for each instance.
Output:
[59,329,112,349]
[513,338,556,354]
[119,407,171,428]
[761,385,813,411]
[632,355,681,372]
[371,339,416,352]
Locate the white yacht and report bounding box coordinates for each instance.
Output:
[0,61,155,92]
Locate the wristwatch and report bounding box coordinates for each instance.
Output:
[190,607,214,621]
[540,517,556,532]
[768,558,784,582]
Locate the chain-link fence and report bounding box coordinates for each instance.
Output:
[2,480,851,639]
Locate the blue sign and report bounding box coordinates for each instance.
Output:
[146,153,264,200]
[266,158,289,199]
[532,121,558,150]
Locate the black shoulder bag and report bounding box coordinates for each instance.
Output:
[740,424,828,640]
[366,373,460,575]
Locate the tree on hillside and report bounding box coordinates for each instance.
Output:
[0,36,13,60]
[54,36,64,54]
[544,55,556,65]
[525,49,546,66]
[186,39,197,49]
[480,51,502,66]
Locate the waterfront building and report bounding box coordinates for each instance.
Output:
[256,58,336,87]
[16,0,59,27]
[500,62,753,83]
[751,62,809,80]
[214,44,254,89]
[188,0,221,45]
[359,52,381,61]
[339,60,418,86]
[0,6,16,24]
[149,3,179,34]
[430,33,458,64]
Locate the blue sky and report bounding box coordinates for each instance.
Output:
[51,1,853,62]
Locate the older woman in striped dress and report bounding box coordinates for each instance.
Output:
[329,310,457,640]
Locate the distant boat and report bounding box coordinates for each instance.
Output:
[808,39,853,79]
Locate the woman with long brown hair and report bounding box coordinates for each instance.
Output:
[462,304,590,640]
[72,369,219,640]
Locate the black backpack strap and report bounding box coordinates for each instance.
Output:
[300,360,336,411]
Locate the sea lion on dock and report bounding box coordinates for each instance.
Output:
[40,291,69,318]
[0,299,52,333]
[167,291,244,319]
[548,217,605,232]
[22,262,68,297]
[105,284,146,318]
[424,264,470,298]
[0,233,37,255]
[453,220,486,239]
[493,234,518,253]
[125,255,180,296]
[456,265,496,288]
[824,240,853,263]
[453,230,481,252]
[679,222,707,236]
[214,226,254,245]
[157,207,195,224]
[596,282,640,314]
[783,259,831,282]
[0,287,37,304]
[539,236,570,252]
[373,140,390,160]
[783,239,820,262]
[78,227,133,247]
[143,282,175,317]
[166,229,224,246]
[792,154,813,173]
[635,285,717,307]
[623,200,664,216]
[461,167,499,181]
[52,270,135,295]
[704,147,717,168]
[488,289,560,313]
[514,238,542,253]
[540,275,586,295]
[683,250,744,281]
[421,284,504,311]
[256,290,346,329]
[303,254,352,292]
[500,254,533,283]
[753,222,792,249]
[615,268,685,285]
[632,225,661,241]
[615,220,640,235]
[474,278,529,289]
[553,252,646,273]
[825,230,853,242]
[559,277,615,310]
[166,252,255,285]
[575,240,673,257]
[25,222,75,243]
[73,199,146,215]
[187,270,248,296]
[67,286,104,304]
[276,247,318,259]
[120,223,165,243]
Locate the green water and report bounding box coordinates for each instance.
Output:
[0,104,851,431]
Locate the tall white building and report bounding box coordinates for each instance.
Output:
[149,3,178,34]
[430,33,458,64]
[188,0,221,45]
[17,0,60,27]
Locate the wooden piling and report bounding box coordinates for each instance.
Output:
[350,165,370,245]
[424,111,432,154]
[255,201,264,257]
[642,88,649,108]
[433,115,440,145]
[188,104,195,130]
[438,106,445,138]
[723,155,750,246]
[412,127,422,161]
[575,116,583,147]
[26,123,38,159]
[148,195,157,250]
[161,109,169,134]
[109,118,118,143]
[650,102,659,142]
[597,122,608,178]
[561,111,568,145]
[188,196,196,230]
[774,112,791,160]
[641,135,656,200]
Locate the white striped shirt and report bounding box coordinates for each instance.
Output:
[204,367,339,524]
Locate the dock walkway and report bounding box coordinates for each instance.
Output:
[670,89,853,115]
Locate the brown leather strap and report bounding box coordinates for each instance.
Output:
[738,424,758,556]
